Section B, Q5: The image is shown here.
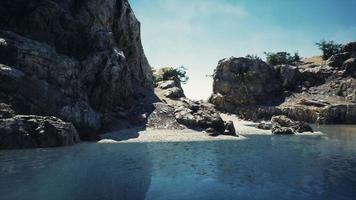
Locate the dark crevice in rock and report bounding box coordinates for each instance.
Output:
[0,0,154,148]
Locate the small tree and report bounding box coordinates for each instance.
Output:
[293,52,300,63]
[264,51,300,65]
[154,66,189,84]
[246,54,262,61]
[315,40,342,60]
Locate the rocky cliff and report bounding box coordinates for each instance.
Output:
[210,42,356,124]
[0,0,153,146]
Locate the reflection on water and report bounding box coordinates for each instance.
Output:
[0,144,152,200]
[0,125,356,200]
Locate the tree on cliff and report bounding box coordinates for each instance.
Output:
[264,51,300,65]
[315,40,342,60]
[153,66,189,84]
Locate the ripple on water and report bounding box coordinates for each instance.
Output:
[0,125,356,200]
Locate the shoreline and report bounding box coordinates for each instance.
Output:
[98,114,322,144]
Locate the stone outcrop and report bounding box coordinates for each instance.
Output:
[0,0,153,141]
[210,57,282,111]
[151,71,237,136]
[274,64,301,90]
[0,104,79,149]
[271,115,313,135]
[173,99,226,133]
[210,42,356,124]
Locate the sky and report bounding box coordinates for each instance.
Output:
[129,0,356,100]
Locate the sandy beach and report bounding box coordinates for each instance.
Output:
[99,114,321,144]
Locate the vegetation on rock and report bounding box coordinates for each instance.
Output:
[153,66,189,84]
[315,40,342,60]
[264,51,300,65]
[246,54,262,61]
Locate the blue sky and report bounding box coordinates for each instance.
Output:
[129,0,356,100]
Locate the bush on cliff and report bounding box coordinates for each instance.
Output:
[315,40,342,60]
[153,66,189,84]
[264,52,300,65]
[246,54,262,61]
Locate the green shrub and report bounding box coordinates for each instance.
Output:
[315,40,342,60]
[293,52,300,63]
[264,51,300,65]
[246,54,262,61]
[154,66,189,84]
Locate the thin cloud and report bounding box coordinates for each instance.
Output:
[130,0,356,100]
[197,1,248,17]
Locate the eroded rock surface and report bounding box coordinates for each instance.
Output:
[210,57,282,110]
[271,115,313,135]
[0,113,79,149]
[151,72,237,136]
[210,42,356,124]
[0,0,153,141]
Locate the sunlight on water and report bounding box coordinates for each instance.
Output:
[0,125,356,200]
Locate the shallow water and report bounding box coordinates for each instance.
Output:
[1,125,356,200]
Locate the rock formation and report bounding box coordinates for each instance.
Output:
[150,69,238,136]
[0,103,79,149]
[210,57,283,110]
[271,115,313,135]
[0,0,153,144]
[210,41,356,124]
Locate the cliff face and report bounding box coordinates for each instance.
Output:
[0,0,153,140]
[211,57,283,109]
[210,43,356,124]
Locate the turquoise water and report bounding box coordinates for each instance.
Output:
[1,125,356,200]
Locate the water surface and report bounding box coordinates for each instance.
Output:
[1,125,356,200]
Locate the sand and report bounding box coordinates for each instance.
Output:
[98,114,321,144]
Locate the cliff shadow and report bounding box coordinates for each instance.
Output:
[100,87,163,141]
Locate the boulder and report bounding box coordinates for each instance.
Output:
[299,65,333,86]
[205,128,219,137]
[326,52,350,68]
[341,41,356,53]
[271,115,313,135]
[211,57,282,110]
[256,122,271,130]
[158,80,178,89]
[343,58,356,77]
[0,115,80,149]
[274,65,301,90]
[173,100,228,134]
[146,102,183,130]
[223,121,237,136]
[318,104,356,124]
[164,87,185,99]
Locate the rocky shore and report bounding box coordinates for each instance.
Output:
[0,0,238,149]
[0,0,353,149]
[0,0,156,148]
[210,43,356,125]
